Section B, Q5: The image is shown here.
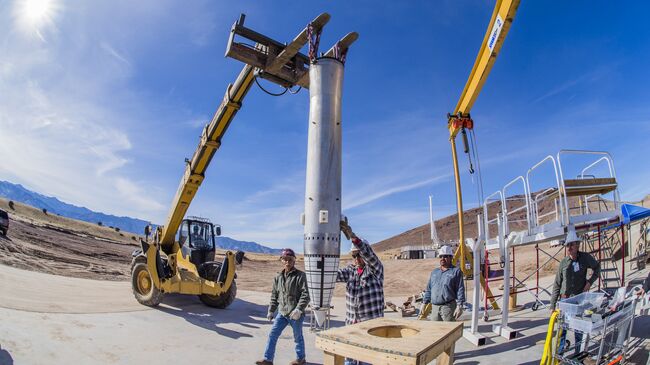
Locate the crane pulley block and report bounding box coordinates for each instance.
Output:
[447,113,474,139]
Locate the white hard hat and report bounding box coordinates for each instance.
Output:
[438,245,454,256]
[563,225,581,245]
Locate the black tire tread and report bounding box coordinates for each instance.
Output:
[131,259,164,307]
[199,280,237,309]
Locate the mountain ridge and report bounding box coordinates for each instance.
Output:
[0,180,281,254]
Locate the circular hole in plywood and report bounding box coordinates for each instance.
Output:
[367,325,419,338]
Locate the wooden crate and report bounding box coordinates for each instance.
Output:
[315,317,463,365]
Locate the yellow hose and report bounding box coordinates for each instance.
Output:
[540,310,560,365]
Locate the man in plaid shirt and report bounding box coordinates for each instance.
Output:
[338,219,384,365]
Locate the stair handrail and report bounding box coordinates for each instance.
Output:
[502,175,532,236]
[557,150,621,224]
[526,155,564,228]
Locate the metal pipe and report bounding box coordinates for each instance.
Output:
[303,57,344,328]
[621,225,625,286]
[451,138,469,273]
[598,224,602,291]
[429,195,439,248]
[500,214,510,327]
[535,244,539,296]
[526,155,563,225]
[472,214,483,334]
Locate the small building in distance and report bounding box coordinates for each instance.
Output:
[400,245,437,260]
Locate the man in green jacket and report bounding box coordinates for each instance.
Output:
[257,248,310,365]
[550,234,600,355]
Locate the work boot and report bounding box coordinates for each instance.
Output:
[289,359,306,365]
[255,360,273,365]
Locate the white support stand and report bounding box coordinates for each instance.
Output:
[492,216,517,340]
[463,216,486,346]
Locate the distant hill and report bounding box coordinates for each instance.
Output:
[372,193,650,253]
[0,180,281,254]
[0,180,150,234]
[372,194,580,253]
[217,236,282,254]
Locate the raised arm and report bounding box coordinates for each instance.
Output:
[337,265,354,283]
[354,238,383,279]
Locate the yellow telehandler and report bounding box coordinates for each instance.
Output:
[130,13,330,307]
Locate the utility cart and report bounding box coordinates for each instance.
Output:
[551,291,637,365]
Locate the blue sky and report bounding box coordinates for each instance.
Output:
[1,1,649,251]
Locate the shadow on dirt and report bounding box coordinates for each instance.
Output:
[0,345,13,365]
[156,294,268,339]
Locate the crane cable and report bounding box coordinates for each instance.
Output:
[461,125,485,209]
[470,128,485,206]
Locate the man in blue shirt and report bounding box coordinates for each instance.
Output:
[422,245,465,321]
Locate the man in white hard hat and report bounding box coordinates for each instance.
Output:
[420,245,466,321]
[550,229,600,355]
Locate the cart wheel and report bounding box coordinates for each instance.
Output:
[531,303,539,311]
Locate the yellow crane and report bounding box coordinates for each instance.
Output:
[447,0,520,309]
[130,13,330,307]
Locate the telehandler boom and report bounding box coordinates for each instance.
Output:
[131,13,331,307]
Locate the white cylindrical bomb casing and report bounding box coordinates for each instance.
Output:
[303,57,343,317]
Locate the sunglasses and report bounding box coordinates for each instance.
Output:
[440,255,452,259]
[351,253,360,259]
[281,256,295,261]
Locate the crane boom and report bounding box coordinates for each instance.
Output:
[158,13,332,246]
[448,0,520,139]
[448,0,520,278]
[160,65,256,245]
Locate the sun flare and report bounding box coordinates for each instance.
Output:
[13,0,61,40]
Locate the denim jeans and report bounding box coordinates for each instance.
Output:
[263,312,305,361]
[559,328,583,355]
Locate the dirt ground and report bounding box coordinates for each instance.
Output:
[0,197,556,297]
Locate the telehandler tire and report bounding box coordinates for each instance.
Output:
[131,261,164,306]
[199,280,237,308]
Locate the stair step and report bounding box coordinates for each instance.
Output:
[600,268,618,273]
[603,278,621,282]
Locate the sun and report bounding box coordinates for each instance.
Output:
[12,0,61,40]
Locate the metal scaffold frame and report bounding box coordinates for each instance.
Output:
[464,149,648,344]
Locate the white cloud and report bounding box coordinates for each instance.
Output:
[100,42,131,67]
[344,173,452,210]
[0,1,192,220]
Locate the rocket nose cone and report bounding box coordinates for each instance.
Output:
[313,309,327,327]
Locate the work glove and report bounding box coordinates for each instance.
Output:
[267,311,275,322]
[418,303,432,320]
[289,308,302,321]
[340,218,357,240]
[453,305,464,319]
